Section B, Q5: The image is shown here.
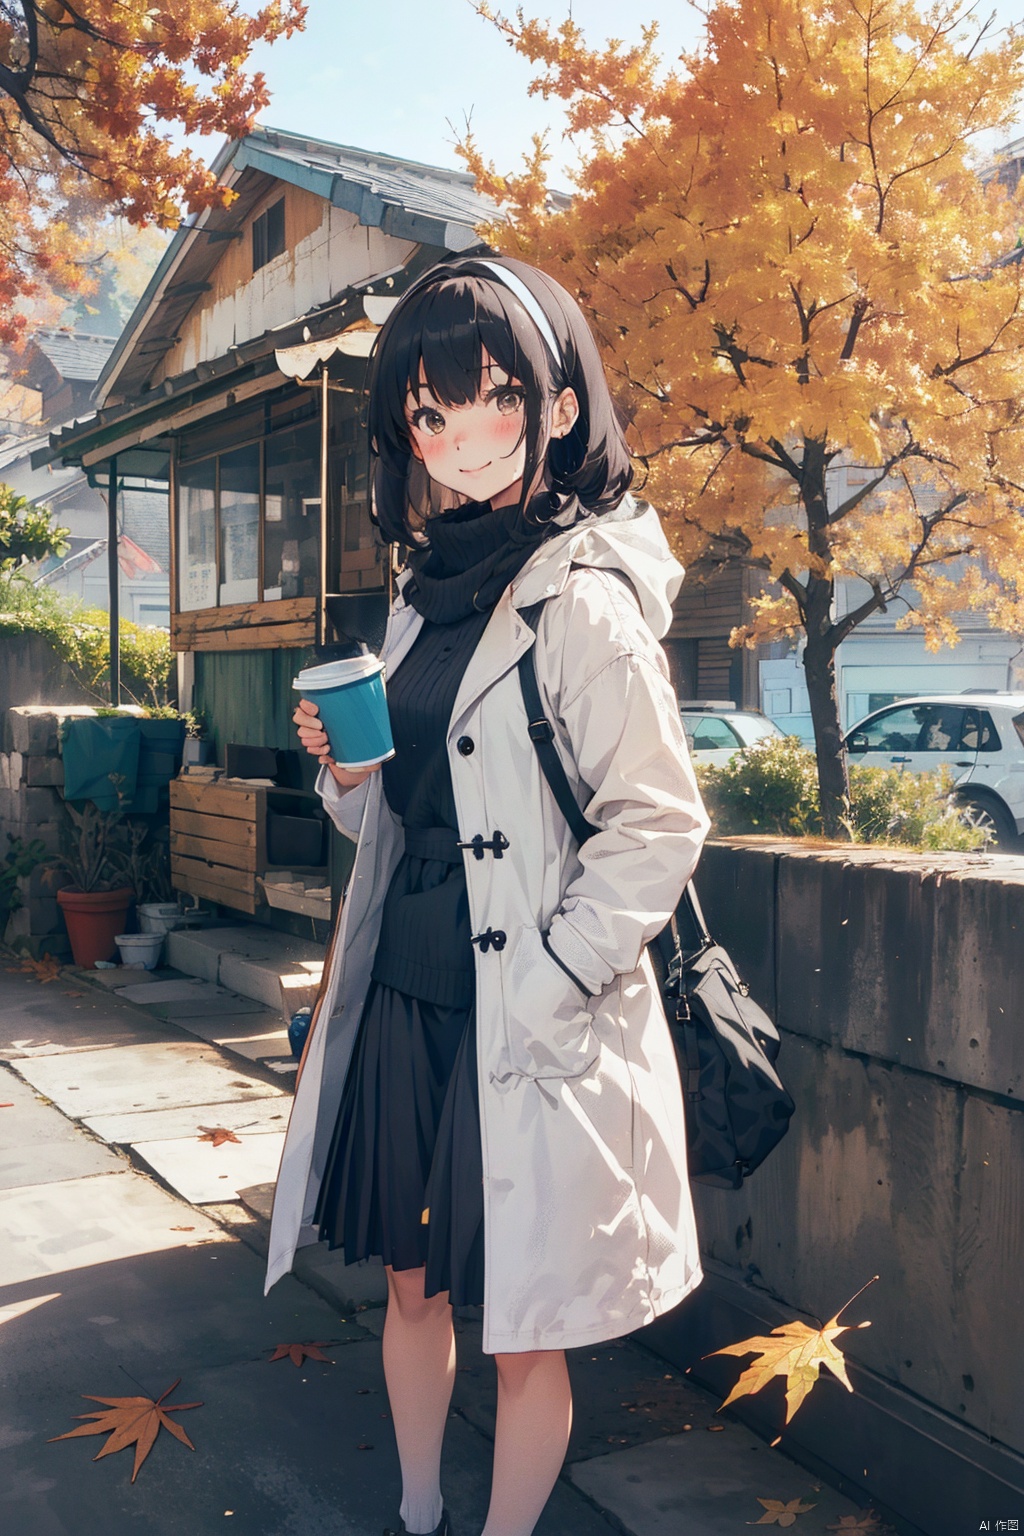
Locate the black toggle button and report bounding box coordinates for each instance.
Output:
[471,927,507,953]
[457,735,475,756]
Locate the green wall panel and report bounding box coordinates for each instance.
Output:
[195,646,314,760]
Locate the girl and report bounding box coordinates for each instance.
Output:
[266,255,710,1536]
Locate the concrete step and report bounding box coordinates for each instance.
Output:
[236,1181,387,1316]
[166,924,324,1011]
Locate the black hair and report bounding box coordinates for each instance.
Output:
[366,254,633,543]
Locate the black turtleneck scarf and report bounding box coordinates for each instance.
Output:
[405,491,560,624]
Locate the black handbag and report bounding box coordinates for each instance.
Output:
[517,630,794,1188]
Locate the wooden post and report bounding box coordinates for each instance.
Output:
[107,456,120,706]
[318,363,329,648]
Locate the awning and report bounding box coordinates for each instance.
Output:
[274,296,400,380]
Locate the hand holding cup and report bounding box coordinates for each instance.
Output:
[293,699,380,787]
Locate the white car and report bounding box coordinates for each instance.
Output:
[843,693,1024,846]
[681,702,785,767]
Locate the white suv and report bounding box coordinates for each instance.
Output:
[844,693,1024,846]
[681,701,785,767]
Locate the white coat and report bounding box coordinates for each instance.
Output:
[265,496,712,1354]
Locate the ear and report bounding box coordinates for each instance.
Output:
[550,387,580,440]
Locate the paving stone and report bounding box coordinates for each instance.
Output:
[0,1172,232,1286]
[451,1325,724,1466]
[11,1040,281,1117]
[567,1423,868,1535]
[172,1013,291,1062]
[0,1240,367,1405]
[81,1096,289,1145]
[152,995,268,1019]
[85,967,160,989]
[131,1130,287,1204]
[0,1068,124,1191]
[0,972,178,1059]
[114,979,228,1005]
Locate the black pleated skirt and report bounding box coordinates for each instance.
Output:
[314,978,485,1306]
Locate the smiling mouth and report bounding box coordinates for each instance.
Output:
[459,462,491,474]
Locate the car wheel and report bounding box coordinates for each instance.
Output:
[955,795,1017,847]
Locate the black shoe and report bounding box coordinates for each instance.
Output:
[383,1514,451,1536]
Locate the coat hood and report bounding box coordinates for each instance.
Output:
[510,495,682,640]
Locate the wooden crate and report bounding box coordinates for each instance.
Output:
[169,778,323,915]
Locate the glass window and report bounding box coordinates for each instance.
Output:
[854,704,966,752]
[263,422,321,601]
[218,444,259,605]
[685,714,743,750]
[962,709,1001,753]
[330,412,382,592]
[177,459,216,611]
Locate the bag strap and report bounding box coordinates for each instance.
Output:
[516,603,713,973]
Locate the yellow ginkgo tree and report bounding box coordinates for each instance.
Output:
[464,0,1024,833]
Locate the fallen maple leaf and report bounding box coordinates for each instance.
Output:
[708,1278,877,1427]
[827,1516,884,1532]
[197,1126,241,1147]
[48,1378,202,1482]
[752,1497,817,1526]
[8,956,62,983]
[268,1341,334,1367]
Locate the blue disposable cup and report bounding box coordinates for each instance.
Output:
[293,655,395,769]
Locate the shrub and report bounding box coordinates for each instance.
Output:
[0,573,173,707]
[695,736,986,851]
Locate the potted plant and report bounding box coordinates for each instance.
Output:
[119,819,180,935]
[181,710,211,767]
[47,802,135,968]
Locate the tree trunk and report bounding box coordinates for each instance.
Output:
[803,629,850,838]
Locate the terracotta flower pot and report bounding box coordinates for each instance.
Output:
[56,886,135,969]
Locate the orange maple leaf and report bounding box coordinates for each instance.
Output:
[196,1125,241,1147]
[708,1278,876,1427]
[7,956,62,983]
[48,1378,202,1482]
[268,1341,334,1366]
[752,1497,817,1526]
[827,1516,885,1533]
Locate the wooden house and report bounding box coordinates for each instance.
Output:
[43,125,497,928]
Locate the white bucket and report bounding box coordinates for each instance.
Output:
[138,903,182,935]
[115,932,164,970]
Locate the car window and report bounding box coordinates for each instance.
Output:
[961,709,1001,753]
[685,715,744,750]
[854,704,967,752]
[731,715,782,746]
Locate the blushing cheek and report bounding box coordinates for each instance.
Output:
[490,412,524,456]
[415,433,447,472]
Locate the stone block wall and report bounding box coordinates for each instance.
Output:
[0,706,96,956]
[650,838,1024,1536]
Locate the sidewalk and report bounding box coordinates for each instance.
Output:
[0,959,883,1536]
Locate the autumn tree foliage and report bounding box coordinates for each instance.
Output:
[463,0,1024,834]
[0,0,306,345]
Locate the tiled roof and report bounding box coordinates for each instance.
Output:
[29,330,118,383]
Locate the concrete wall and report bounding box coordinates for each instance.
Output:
[650,839,1024,1535]
[0,633,98,714]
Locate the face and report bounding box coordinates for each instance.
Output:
[405,352,529,509]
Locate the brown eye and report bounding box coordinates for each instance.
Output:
[412,407,446,436]
[494,388,524,415]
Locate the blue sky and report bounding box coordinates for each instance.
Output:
[236,0,1023,181]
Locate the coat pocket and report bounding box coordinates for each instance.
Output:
[501,925,599,1080]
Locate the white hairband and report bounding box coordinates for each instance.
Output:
[477,260,562,368]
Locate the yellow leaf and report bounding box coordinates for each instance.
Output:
[752,1497,818,1526]
[707,1278,876,1426]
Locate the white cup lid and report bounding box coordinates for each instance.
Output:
[293,655,383,690]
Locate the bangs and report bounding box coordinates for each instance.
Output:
[407,278,555,408]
